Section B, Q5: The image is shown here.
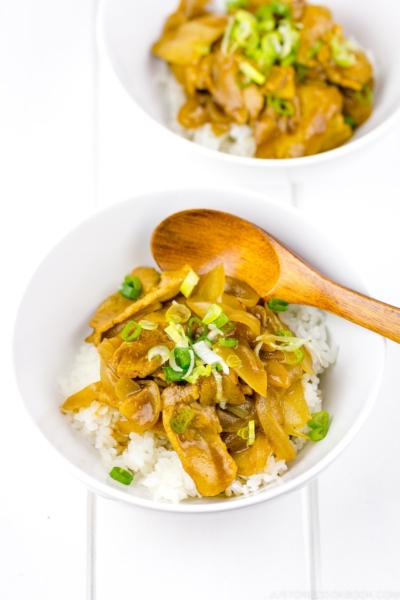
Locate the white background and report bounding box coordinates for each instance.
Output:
[1,1,399,598]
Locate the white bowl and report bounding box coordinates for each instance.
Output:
[99,0,400,182]
[13,188,386,513]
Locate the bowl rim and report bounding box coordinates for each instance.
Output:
[13,186,387,513]
[97,0,400,170]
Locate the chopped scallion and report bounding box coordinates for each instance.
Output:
[268,298,289,311]
[239,61,266,85]
[267,95,294,116]
[354,85,373,106]
[166,303,191,324]
[218,337,239,348]
[307,410,330,442]
[247,420,256,445]
[119,275,142,300]
[307,40,323,59]
[121,320,142,342]
[109,467,133,485]
[226,354,242,368]
[170,409,195,434]
[139,320,158,331]
[203,304,223,325]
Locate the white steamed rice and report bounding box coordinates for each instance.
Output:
[60,305,337,503]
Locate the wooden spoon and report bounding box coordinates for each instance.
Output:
[151,208,400,343]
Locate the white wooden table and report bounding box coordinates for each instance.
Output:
[1,1,400,597]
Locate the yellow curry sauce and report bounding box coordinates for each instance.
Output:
[152,0,374,158]
[62,264,317,497]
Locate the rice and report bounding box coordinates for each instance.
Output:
[61,306,337,503]
[155,61,256,158]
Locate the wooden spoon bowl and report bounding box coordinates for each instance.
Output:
[151,209,400,343]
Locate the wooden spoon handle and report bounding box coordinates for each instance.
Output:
[281,273,400,343]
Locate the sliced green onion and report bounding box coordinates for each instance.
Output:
[237,425,250,440]
[284,347,305,365]
[255,4,274,22]
[221,320,234,334]
[184,363,212,384]
[235,71,253,88]
[226,354,242,368]
[139,320,158,331]
[269,1,290,17]
[227,0,249,10]
[214,312,229,329]
[121,320,142,342]
[354,86,373,105]
[329,37,356,68]
[203,304,223,325]
[170,409,195,434]
[109,467,133,485]
[215,363,223,371]
[164,322,189,347]
[119,275,142,300]
[148,345,170,364]
[188,317,205,342]
[275,329,292,337]
[239,61,266,85]
[247,420,256,446]
[344,115,356,128]
[267,95,294,117]
[180,269,200,298]
[174,348,193,370]
[163,366,186,382]
[307,411,330,442]
[307,40,323,59]
[193,340,229,374]
[218,337,239,348]
[296,63,308,83]
[235,9,257,24]
[166,303,191,324]
[268,298,289,311]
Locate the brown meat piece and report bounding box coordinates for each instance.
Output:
[162,384,237,496]
[256,84,345,158]
[207,52,248,125]
[296,5,335,67]
[317,36,373,92]
[111,328,175,379]
[243,85,265,121]
[152,14,228,66]
[118,380,162,433]
[342,85,373,127]
[90,266,191,345]
[262,66,296,100]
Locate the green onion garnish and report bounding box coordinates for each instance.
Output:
[267,95,294,117]
[170,409,195,434]
[285,347,305,365]
[237,420,256,446]
[121,320,142,342]
[221,320,234,334]
[226,354,242,368]
[268,298,289,312]
[139,319,158,331]
[174,348,192,370]
[163,366,186,382]
[344,115,356,128]
[354,85,373,105]
[275,329,292,337]
[307,411,330,442]
[147,345,170,363]
[109,467,133,485]
[296,63,308,83]
[235,71,253,88]
[269,1,290,17]
[218,337,239,348]
[188,316,206,342]
[239,61,266,85]
[227,0,249,10]
[214,312,229,329]
[119,275,142,300]
[307,40,323,59]
[203,304,223,325]
[247,420,256,445]
[329,37,356,68]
